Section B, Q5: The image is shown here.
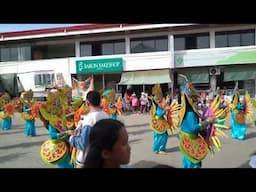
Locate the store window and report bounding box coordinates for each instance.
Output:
[0,48,9,62]
[104,73,121,90]
[80,39,125,57]
[47,43,75,59]
[0,47,19,61]
[34,73,55,88]
[32,46,47,60]
[102,41,125,55]
[130,36,168,53]
[93,74,103,91]
[215,29,255,48]
[174,33,210,50]
[20,46,31,61]
[80,44,92,56]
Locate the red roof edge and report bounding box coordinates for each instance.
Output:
[0,24,147,38]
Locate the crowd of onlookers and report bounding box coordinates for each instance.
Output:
[120,86,242,115]
[122,92,151,114]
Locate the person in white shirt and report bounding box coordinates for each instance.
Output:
[68,90,109,168]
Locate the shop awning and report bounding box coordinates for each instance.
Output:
[118,69,172,85]
[178,69,209,84]
[224,66,256,81]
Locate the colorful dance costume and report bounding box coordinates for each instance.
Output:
[20,90,40,137]
[40,86,79,168]
[215,94,228,127]
[149,84,180,154]
[101,89,122,120]
[230,84,252,140]
[178,74,228,168]
[0,93,15,130]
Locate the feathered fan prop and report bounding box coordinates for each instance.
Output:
[149,84,181,134]
[166,101,181,134]
[201,95,229,155]
[230,81,239,111]
[244,91,253,122]
[101,89,122,116]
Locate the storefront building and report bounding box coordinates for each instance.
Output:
[73,57,123,91]
[0,24,256,98]
[174,46,256,96]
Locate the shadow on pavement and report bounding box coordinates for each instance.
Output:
[35,133,49,137]
[129,128,152,135]
[0,152,28,163]
[0,129,25,135]
[246,123,255,129]
[245,132,256,140]
[12,124,26,129]
[131,160,160,168]
[168,133,178,138]
[238,160,251,168]
[166,146,179,153]
[0,140,43,150]
[128,138,141,144]
[126,123,149,128]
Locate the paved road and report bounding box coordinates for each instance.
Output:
[0,112,255,168]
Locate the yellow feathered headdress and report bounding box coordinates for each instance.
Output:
[20,89,34,106]
[178,74,201,126]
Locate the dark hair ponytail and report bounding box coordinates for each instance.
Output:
[84,119,124,168]
[84,144,104,168]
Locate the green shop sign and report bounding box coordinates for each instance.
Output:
[174,49,256,68]
[76,58,123,73]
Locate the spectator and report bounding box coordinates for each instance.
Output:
[249,154,256,168]
[69,90,109,168]
[131,93,139,112]
[140,92,148,113]
[84,119,131,168]
[124,92,132,112]
[201,90,207,105]
[208,88,214,104]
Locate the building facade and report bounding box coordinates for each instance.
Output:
[0,24,256,98]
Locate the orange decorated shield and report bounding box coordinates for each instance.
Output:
[40,139,68,164]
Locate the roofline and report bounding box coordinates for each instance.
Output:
[0,24,195,42]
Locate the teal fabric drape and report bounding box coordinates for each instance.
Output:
[119,69,172,85]
[224,66,256,81]
[178,69,209,84]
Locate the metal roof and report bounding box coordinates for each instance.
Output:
[0,23,195,41]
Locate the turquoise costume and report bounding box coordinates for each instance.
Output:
[229,82,251,140]
[179,104,205,168]
[47,124,73,168]
[178,74,211,168]
[231,102,246,140]
[20,90,37,137]
[152,106,168,153]
[23,106,36,136]
[2,117,12,130]
[149,84,179,155]
[0,93,14,130]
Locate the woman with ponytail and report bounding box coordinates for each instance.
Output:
[84,119,131,168]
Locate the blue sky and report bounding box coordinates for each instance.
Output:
[0,24,82,32]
